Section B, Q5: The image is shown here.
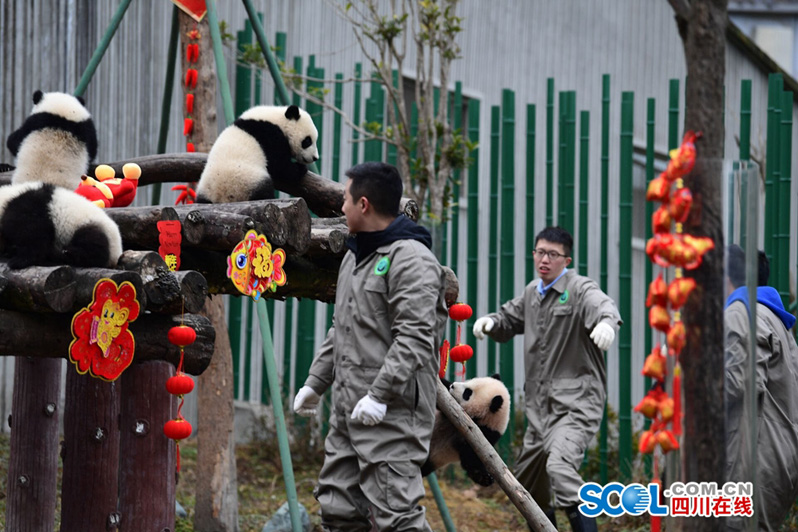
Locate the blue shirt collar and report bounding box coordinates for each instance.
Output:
[537,268,569,297]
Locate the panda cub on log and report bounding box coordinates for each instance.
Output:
[196,104,319,204]
[422,374,511,487]
[6,90,98,190]
[0,182,123,269]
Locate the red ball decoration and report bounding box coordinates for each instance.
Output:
[168,325,196,347]
[448,303,473,322]
[449,344,474,363]
[164,419,193,440]
[166,373,195,395]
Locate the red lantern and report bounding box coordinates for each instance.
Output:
[449,344,473,363]
[448,303,473,322]
[164,418,193,440]
[168,325,196,347]
[166,373,195,395]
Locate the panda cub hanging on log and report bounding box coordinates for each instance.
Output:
[196,104,319,204]
[422,374,511,486]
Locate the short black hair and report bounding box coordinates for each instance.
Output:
[345,162,403,217]
[727,244,770,288]
[534,226,573,257]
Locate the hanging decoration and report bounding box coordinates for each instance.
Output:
[69,279,141,381]
[637,130,714,531]
[157,220,182,272]
[163,322,197,471]
[440,302,474,378]
[226,230,287,300]
[172,25,201,205]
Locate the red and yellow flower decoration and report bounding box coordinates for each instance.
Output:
[226,230,287,300]
[69,279,140,381]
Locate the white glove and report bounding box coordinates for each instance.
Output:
[293,386,321,416]
[590,322,615,351]
[472,316,495,340]
[351,394,387,426]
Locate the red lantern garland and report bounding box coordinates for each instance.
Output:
[164,323,196,471]
[173,26,201,205]
[446,302,474,377]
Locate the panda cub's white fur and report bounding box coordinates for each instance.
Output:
[0,182,122,269]
[7,91,98,190]
[196,104,319,204]
[422,374,511,486]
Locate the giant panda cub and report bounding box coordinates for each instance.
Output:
[196,104,319,204]
[0,182,122,269]
[422,374,511,487]
[6,90,98,190]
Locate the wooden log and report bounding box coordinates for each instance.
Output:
[435,379,556,532]
[182,210,256,250]
[6,358,61,532]
[60,371,121,532]
[0,311,215,376]
[118,361,176,530]
[71,267,147,313]
[105,205,180,250]
[0,263,76,312]
[116,250,208,314]
[308,225,348,257]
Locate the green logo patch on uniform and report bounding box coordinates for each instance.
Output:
[374,256,391,276]
[559,290,569,304]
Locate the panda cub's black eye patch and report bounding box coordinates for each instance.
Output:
[301,136,312,149]
[462,388,473,401]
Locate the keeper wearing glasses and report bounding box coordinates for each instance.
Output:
[473,226,621,532]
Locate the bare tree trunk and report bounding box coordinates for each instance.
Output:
[182,9,239,531]
[670,2,728,531]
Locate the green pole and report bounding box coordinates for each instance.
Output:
[668,79,680,150]
[644,97,656,478]
[387,70,400,167]
[74,0,133,97]
[352,63,363,165]
[739,79,751,248]
[206,0,234,125]
[257,299,303,532]
[499,89,516,460]
[546,78,555,227]
[465,100,481,381]
[274,32,287,101]
[618,91,634,482]
[242,0,291,106]
[153,4,180,206]
[333,74,344,180]
[427,473,457,532]
[559,92,576,234]
[578,110,589,276]
[235,23,254,117]
[451,81,463,277]
[488,106,501,375]
[526,104,536,282]
[764,74,782,260]
[292,57,303,107]
[599,73,610,485]
[778,90,792,308]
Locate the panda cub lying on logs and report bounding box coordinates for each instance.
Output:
[422,374,511,487]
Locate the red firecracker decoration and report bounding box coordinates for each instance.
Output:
[438,340,450,379]
[645,273,667,308]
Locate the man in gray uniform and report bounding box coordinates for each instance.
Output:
[473,226,621,532]
[724,245,798,531]
[292,162,448,532]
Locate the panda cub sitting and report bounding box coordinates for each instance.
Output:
[196,104,319,204]
[422,374,511,487]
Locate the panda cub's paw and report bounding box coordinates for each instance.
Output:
[466,466,495,487]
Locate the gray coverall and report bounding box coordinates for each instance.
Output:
[304,238,448,532]
[725,298,798,531]
[485,270,621,509]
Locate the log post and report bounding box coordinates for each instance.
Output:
[0,263,76,313]
[435,379,556,532]
[117,250,208,314]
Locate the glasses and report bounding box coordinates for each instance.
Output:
[533,249,567,260]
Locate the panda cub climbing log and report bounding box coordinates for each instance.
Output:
[0,182,122,269]
[422,374,511,487]
[6,90,98,190]
[196,104,319,204]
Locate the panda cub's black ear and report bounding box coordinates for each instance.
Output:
[490,395,504,413]
[77,96,86,106]
[490,373,501,381]
[285,105,300,121]
[33,90,44,105]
